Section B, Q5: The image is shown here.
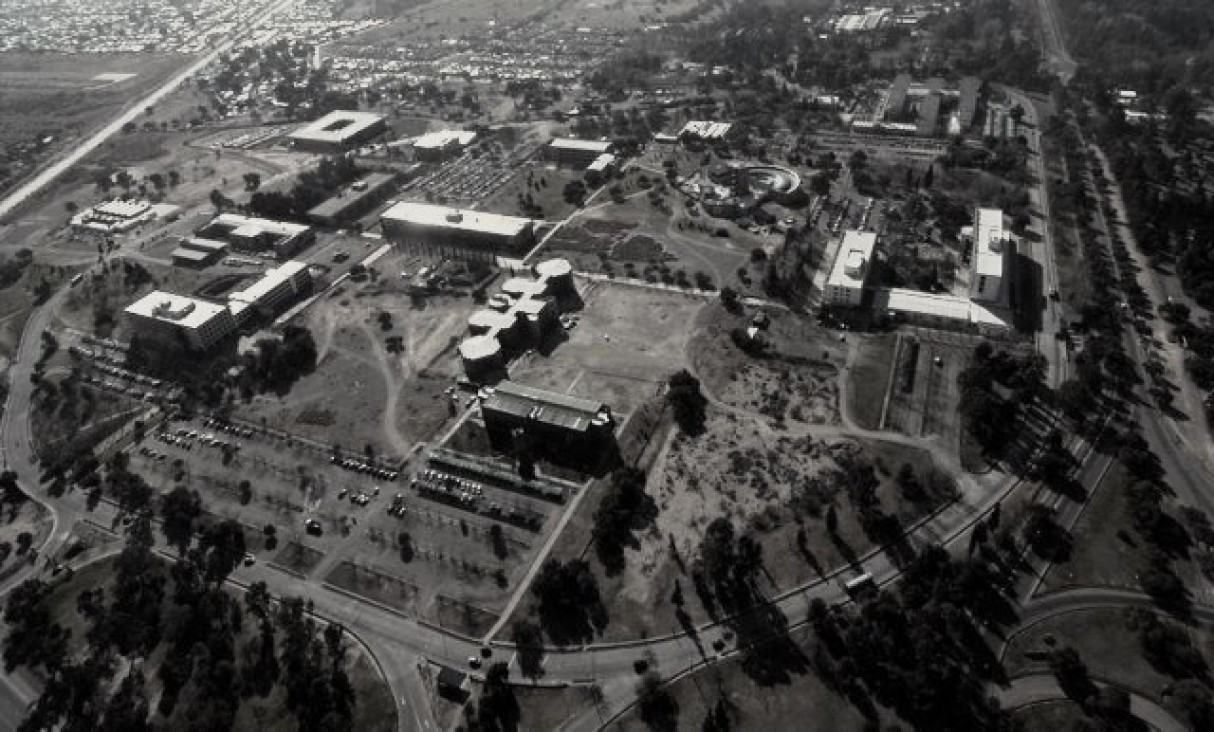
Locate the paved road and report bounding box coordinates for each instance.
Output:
[997,674,1185,732]
[0,0,298,222]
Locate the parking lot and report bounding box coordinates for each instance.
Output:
[122,407,566,636]
[407,138,539,206]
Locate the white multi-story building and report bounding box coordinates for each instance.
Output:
[825,230,877,306]
[124,291,236,350]
[971,208,1007,303]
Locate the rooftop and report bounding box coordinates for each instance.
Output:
[974,208,1005,277]
[679,121,733,139]
[306,173,397,219]
[874,288,1008,328]
[289,110,385,144]
[381,202,533,238]
[228,261,310,305]
[459,335,502,361]
[548,137,613,153]
[827,230,877,289]
[413,130,478,149]
[125,290,229,329]
[214,213,311,238]
[482,380,610,433]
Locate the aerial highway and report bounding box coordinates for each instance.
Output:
[0,0,301,223]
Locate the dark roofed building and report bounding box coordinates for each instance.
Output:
[481,381,614,462]
[307,172,397,227]
[436,667,469,699]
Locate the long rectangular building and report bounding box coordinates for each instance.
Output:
[380,202,535,260]
[545,138,613,169]
[971,208,1006,303]
[481,380,614,460]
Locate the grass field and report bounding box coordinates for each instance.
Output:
[1003,607,1214,703]
[607,624,888,731]
[1013,701,1093,731]
[846,333,897,430]
[1041,464,1208,601]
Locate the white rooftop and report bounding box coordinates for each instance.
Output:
[875,288,1009,328]
[228,261,309,305]
[215,213,311,238]
[548,137,613,153]
[827,230,877,289]
[974,208,1005,278]
[413,129,477,149]
[125,290,229,329]
[381,202,532,238]
[679,121,733,139]
[289,110,385,144]
[94,199,151,218]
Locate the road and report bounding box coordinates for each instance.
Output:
[1002,87,1068,390]
[0,0,299,222]
[996,675,1185,732]
[1032,0,1078,84]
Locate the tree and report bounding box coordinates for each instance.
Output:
[719,286,741,313]
[530,559,605,644]
[1049,647,1098,704]
[198,519,246,585]
[512,620,545,679]
[243,172,262,191]
[3,579,69,673]
[666,370,707,435]
[160,486,201,554]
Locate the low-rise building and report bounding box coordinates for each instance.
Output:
[172,237,230,268]
[380,202,535,260]
[411,130,477,161]
[971,208,1007,304]
[306,172,397,227]
[288,110,388,154]
[545,137,613,169]
[678,121,734,142]
[481,380,615,460]
[71,199,156,234]
[196,214,315,259]
[825,230,877,306]
[227,260,312,325]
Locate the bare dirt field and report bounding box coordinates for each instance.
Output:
[593,409,955,642]
[236,283,478,458]
[510,280,706,417]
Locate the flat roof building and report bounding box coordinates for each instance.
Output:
[412,130,477,161]
[958,77,981,129]
[124,290,236,350]
[227,260,312,324]
[197,214,315,259]
[306,172,397,227]
[288,110,388,154]
[545,138,613,169]
[825,230,877,307]
[381,202,535,261]
[873,288,1009,335]
[971,208,1007,303]
[481,380,615,462]
[71,198,156,234]
[679,121,734,141]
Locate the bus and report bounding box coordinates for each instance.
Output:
[844,572,877,597]
[69,273,84,287]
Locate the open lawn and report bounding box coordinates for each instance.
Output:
[1013,701,1093,731]
[847,333,897,430]
[1041,465,1208,602]
[608,625,887,731]
[1003,607,1214,703]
